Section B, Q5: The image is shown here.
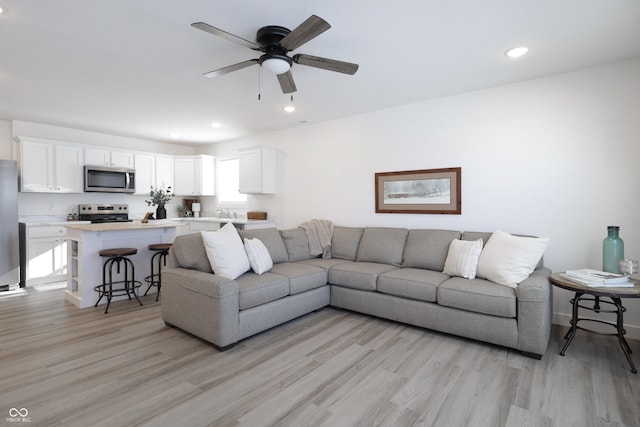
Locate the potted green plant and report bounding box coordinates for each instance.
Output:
[176,205,192,217]
[146,185,174,219]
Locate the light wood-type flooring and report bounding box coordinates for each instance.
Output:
[1,284,639,427]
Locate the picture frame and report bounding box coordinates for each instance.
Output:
[375,167,461,214]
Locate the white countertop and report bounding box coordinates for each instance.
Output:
[21,219,91,227]
[172,217,272,225]
[65,220,180,232]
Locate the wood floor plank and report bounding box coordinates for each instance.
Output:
[1,285,639,426]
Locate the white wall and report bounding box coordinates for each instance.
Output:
[210,58,640,337]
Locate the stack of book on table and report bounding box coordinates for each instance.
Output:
[561,269,633,287]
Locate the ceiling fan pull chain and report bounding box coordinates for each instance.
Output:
[258,67,262,101]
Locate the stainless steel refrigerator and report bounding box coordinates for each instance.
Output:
[0,160,19,290]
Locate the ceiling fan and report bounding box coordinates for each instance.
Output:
[191,15,359,94]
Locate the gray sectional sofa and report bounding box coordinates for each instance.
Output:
[161,226,552,358]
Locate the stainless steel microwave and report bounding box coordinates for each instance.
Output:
[84,165,136,193]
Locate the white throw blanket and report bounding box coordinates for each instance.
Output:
[301,219,333,258]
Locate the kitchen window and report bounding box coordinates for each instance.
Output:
[217,158,247,204]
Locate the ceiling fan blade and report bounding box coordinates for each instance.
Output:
[279,15,330,51]
[293,54,359,75]
[203,59,259,78]
[277,71,297,94]
[191,22,260,50]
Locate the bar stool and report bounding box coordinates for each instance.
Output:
[94,247,142,314]
[144,243,172,302]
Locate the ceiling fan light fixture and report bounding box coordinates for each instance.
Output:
[260,55,292,75]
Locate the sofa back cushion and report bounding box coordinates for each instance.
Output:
[172,233,213,273]
[331,227,364,261]
[403,229,462,271]
[239,228,289,264]
[356,227,408,266]
[280,228,313,262]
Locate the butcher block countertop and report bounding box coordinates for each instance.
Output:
[64,220,181,232]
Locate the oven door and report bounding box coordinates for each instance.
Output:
[84,166,135,193]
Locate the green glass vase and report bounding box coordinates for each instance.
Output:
[603,226,624,274]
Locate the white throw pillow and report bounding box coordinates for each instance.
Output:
[244,238,273,275]
[442,238,484,279]
[476,230,549,288]
[201,222,250,280]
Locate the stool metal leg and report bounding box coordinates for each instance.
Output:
[95,254,142,314]
[127,257,143,307]
[145,249,168,302]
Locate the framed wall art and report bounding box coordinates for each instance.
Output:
[375,167,461,214]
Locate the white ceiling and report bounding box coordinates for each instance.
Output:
[1,1,639,146]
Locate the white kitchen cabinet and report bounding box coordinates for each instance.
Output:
[17,137,84,193]
[155,155,174,189]
[85,147,134,168]
[188,221,221,233]
[24,225,68,285]
[173,155,215,196]
[239,146,276,194]
[134,153,155,195]
[136,154,175,195]
[173,219,274,235]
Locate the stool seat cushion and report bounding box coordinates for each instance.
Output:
[100,248,137,257]
[149,243,173,251]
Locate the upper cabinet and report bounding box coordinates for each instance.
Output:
[134,153,155,195]
[173,155,215,196]
[135,154,174,195]
[85,147,134,168]
[16,137,84,193]
[239,146,276,194]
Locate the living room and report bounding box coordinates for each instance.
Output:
[1,1,640,425]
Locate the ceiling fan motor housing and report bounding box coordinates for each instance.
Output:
[256,26,291,48]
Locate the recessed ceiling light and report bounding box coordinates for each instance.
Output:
[169,132,180,139]
[210,121,222,128]
[505,46,529,58]
[0,6,7,14]
[283,105,295,113]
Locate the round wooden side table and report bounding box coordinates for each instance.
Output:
[550,273,640,373]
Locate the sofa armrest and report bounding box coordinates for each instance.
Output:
[161,267,240,348]
[516,267,552,356]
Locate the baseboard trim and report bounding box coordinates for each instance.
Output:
[553,312,640,340]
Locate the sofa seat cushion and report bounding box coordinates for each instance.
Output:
[269,262,327,295]
[236,272,289,310]
[377,268,450,303]
[437,277,516,318]
[296,258,353,271]
[329,262,398,291]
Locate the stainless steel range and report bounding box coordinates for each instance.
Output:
[78,204,132,223]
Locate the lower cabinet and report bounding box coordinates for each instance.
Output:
[173,220,275,235]
[20,224,68,286]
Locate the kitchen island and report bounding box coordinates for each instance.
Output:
[64,221,182,309]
